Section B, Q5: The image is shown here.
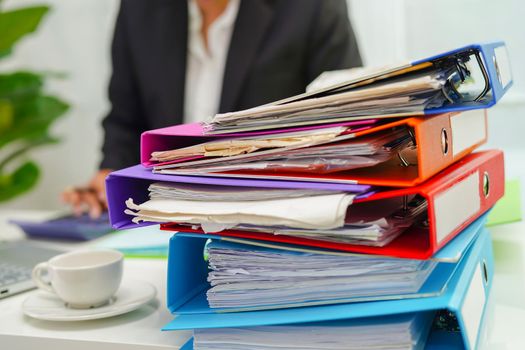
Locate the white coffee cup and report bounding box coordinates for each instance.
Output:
[32,249,124,309]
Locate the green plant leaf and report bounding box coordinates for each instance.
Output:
[0,99,13,134]
[0,94,69,148]
[0,161,40,202]
[0,71,44,98]
[0,48,12,60]
[0,6,49,53]
[0,135,59,171]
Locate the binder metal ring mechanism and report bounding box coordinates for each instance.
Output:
[260,42,513,120]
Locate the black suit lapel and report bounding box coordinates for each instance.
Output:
[155,0,188,125]
[219,0,274,113]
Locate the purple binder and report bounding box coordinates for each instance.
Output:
[106,165,372,230]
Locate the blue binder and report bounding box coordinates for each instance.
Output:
[170,229,491,349]
[164,218,492,350]
[164,213,487,315]
[413,42,512,114]
[275,41,512,116]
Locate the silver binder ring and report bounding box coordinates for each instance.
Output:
[398,151,411,167]
[481,259,489,286]
[441,128,449,155]
[483,172,490,198]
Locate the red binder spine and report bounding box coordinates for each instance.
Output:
[427,150,504,251]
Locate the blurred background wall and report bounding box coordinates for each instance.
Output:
[2,0,524,210]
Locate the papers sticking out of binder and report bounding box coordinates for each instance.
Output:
[147,182,345,202]
[208,71,447,133]
[125,190,356,233]
[192,312,433,350]
[153,127,413,175]
[231,195,427,247]
[123,181,430,247]
[205,240,436,310]
[205,42,511,134]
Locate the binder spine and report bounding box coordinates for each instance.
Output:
[428,151,504,249]
[431,171,482,245]
[479,42,513,102]
[448,110,487,159]
[414,110,487,183]
[413,113,455,181]
[456,229,494,350]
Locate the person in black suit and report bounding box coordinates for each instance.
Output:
[63,0,362,217]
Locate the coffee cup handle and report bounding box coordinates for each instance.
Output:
[32,262,54,293]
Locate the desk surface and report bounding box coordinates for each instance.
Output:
[0,210,191,350]
[1,210,525,350]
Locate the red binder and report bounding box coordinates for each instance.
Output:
[161,150,504,259]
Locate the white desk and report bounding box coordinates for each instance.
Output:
[0,210,192,350]
[1,210,525,350]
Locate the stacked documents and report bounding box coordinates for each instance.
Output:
[125,187,354,231]
[125,182,427,246]
[152,127,414,175]
[206,69,450,134]
[104,42,512,350]
[193,313,433,350]
[205,240,435,310]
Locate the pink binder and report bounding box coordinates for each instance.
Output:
[140,120,378,167]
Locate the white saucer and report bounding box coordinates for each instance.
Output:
[22,279,157,321]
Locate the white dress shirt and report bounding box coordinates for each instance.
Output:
[184,0,240,124]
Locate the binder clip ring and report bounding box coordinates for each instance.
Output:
[398,152,411,167]
[441,51,490,103]
[474,52,491,102]
[441,128,449,155]
[483,171,490,198]
[397,128,417,167]
[481,259,489,286]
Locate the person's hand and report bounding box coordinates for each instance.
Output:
[61,169,113,218]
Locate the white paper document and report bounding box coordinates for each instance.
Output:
[150,127,348,163]
[125,192,354,232]
[148,182,342,201]
[153,128,412,175]
[205,240,436,310]
[125,183,427,246]
[206,68,450,133]
[193,312,433,350]
[227,195,427,247]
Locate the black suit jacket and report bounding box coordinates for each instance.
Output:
[100,0,362,169]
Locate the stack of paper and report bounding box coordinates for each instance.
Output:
[205,240,436,310]
[125,183,427,246]
[151,127,349,162]
[235,195,427,247]
[126,181,427,246]
[193,313,433,350]
[125,188,354,232]
[206,70,451,134]
[148,182,338,201]
[152,128,412,175]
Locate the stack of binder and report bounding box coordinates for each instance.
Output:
[106,42,513,349]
